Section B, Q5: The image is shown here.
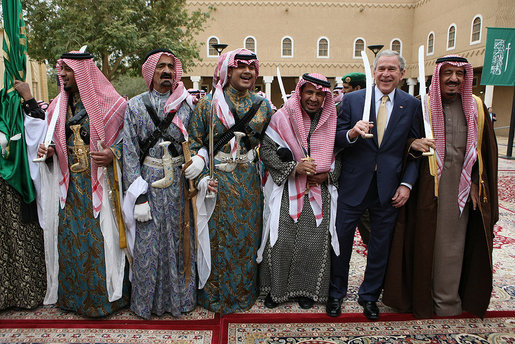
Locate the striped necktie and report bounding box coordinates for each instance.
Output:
[376,95,389,146]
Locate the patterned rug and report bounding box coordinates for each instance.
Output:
[0,155,513,343]
[0,328,216,344]
[223,315,515,343]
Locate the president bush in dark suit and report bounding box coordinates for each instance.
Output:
[327,50,421,320]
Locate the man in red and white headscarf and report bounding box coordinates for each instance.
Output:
[257,73,340,310]
[35,51,128,317]
[122,48,197,319]
[383,55,498,319]
[187,48,274,314]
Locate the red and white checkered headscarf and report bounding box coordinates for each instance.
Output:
[429,55,478,213]
[46,52,126,216]
[267,73,336,224]
[142,50,183,91]
[142,49,193,141]
[211,48,260,155]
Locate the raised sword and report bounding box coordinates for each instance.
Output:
[361,50,374,139]
[418,45,434,156]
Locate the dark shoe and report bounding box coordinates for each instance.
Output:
[326,297,342,317]
[298,297,315,309]
[264,293,279,309]
[358,297,379,320]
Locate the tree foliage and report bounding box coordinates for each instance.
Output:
[24,0,212,80]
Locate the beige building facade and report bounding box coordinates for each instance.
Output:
[184,0,515,136]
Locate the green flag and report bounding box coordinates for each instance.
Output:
[480,27,515,86]
[0,0,36,203]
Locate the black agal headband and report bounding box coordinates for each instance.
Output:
[61,52,94,60]
[302,73,331,88]
[436,56,468,64]
[144,48,174,62]
[234,53,257,60]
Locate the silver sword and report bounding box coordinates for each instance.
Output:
[276,67,288,106]
[34,94,61,162]
[418,45,434,156]
[361,50,374,139]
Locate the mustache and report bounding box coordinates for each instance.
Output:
[445,81,460,86]
[160,72,173,80]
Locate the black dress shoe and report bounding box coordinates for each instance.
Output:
[326,297,343,317]
[298,297,315,309]
[264,293,279,309]
[358,297,379,320]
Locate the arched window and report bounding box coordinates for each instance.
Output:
[447,24,456,50]
[353,38,365,58]
[317,37,329,58]
[207,36,220,57]
[391,39,402,55]
[470,15,482,44]
[282,36,293,58]
[244,36,256,53]
[427,32,435,55]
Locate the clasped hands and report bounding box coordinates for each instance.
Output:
[295,159,328,187]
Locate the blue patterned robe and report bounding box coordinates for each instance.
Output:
[188,85,274,314]
[123,89,197,319]
[57,94,129,317]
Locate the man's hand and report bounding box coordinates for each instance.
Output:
[90,140,113,167]
[307,172,328,187]
[0,132,7,156]
[411,138,436,153]
[348,120,373,140]
[37,143,54,158]
[208,178,218,194]
[14,80,33,101]
[134,202,152,222]
[185,155,205,179]
[469,182,479,210]
[392,185,410,208]
[295,159,317,176]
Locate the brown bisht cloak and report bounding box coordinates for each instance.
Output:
[382,101,498,319]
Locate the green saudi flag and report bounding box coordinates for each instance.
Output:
[0,0,36,203]
[481,27,515,86]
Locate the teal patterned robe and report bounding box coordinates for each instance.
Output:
[188,85,273,314]
[56,94,129,317]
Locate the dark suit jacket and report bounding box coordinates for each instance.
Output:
[335,88,421,207]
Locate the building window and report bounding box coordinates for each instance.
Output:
[391,39,402,55]
[427,32,435,55]
[471,15,482,44]
[447,24,456,50]
[244,36,256,53]
[317,37,329,58]
[282,36,293,58]
[353,38,365,58]
[207,36,220,57]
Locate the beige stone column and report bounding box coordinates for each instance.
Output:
[407,78,417,96]
[263,76,274,100]
[484,85,494,108]
[190,76,201,90]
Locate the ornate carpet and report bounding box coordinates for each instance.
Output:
[223,315,514,343]
[0,156,513,343]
